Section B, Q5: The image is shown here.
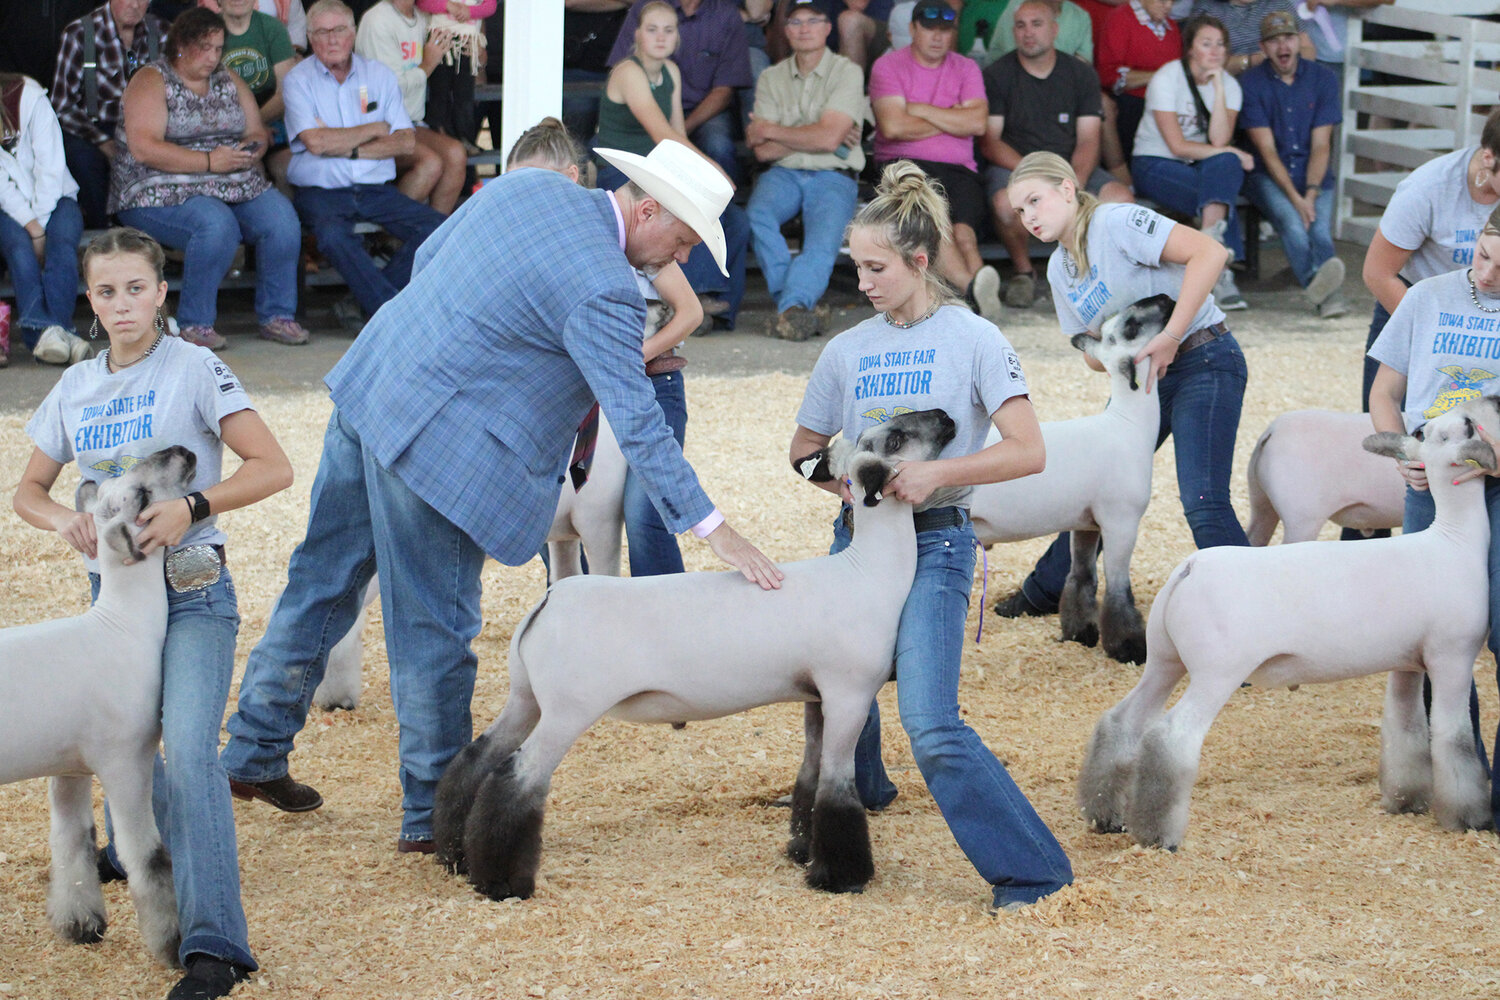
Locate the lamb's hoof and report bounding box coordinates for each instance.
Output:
[1061,623,1099,648]
[786,836,811,866]
[1104,633,1148,665]
[316,697,357,712]
[471,876,534,902]
[59,911,107,945]
[1087,816,1125,835]
[805,866,869,894]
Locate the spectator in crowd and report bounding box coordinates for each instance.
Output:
[833,0,895,72]
[1303,0,1391,76]
[1239,10,1346,318]
[746,0,864,341]
[987,0,1093,64]
[283,0,444,323]
[1095,0,1180,172]
[113,7,309,348]
[355,0,470,214]
[211,0,298,190]
[0,73,87,368]
[416,0,493,154]
[52,0,171,229]
[982,0,1131,309]
[871,0,1003,322]
[608,0,754,184]
[596,0,748,328]
[221,139,781,854]
[1131,14,1250,309]
[202,0,307,49]
[1189,0,1312,75]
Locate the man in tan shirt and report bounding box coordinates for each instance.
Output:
[745,0,866,341]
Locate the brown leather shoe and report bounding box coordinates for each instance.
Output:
[228,774,323,812]
[397,838,435,855]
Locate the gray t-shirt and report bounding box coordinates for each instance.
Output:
[1367,266,1500,433]
[1047,203,1226,335]
[797,304,1031,511]
[26,335,254,573]
[1379,146,1489,285]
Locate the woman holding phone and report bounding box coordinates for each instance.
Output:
[112,6,308,349]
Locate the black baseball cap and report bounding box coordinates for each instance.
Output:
[912,1,958,28]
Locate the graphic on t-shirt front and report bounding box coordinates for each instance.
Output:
[86,452,150,478]
[853,347,938,403]
[1452,227,1478,267]
[1423,365,1499,420]
[1064,263,1112,328]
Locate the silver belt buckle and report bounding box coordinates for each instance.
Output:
[165,544,221,593]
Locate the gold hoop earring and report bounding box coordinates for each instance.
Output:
[88,314,100,340]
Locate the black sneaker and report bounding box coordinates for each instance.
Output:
[167,956,249,1000]
[993,589,1055,618]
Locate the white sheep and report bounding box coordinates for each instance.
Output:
[0,446,194,967]
[968,293,1170,664]
[431,409,958,901]
[1246,409,1404,544]
[310,413,628,711]
[1077,402,1498,850]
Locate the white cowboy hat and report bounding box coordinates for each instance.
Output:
[595,140,731,276]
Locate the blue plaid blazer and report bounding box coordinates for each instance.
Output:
[324,169,714,564]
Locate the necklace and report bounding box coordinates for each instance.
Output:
[1470,269,1500,314]
[883,302,939,329]
[105,331,164,373]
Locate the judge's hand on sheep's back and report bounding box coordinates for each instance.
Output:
[706,521,784,590]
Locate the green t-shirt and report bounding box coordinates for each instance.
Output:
[223,11,294,106]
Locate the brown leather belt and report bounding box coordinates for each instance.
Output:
[1178,321,1229,354]
[645,354,687,377]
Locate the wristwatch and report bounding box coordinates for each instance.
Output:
[187,491,211,523]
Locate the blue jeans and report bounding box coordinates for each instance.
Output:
[1402,483,1498,828]
[838,511,1074,906]
[222,408,487,842]
[1132,152,1246,261]
[96,570,256,971]
[63,131,111,229]
[291,183,444,318]
[690,108,740,185]
[120,189,301,327]
[1244,174,1336,288]
[623,370,688,577]
[1021,334,1250,609]
[0,197,83,345]
[747,167,857,312]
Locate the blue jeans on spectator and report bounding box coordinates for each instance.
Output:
[1244,174,1336,288]
[0,197,83,346]
[747,167,857,313]
[596,161,749,327]
[291,183,444,318]
[63,131,111,229]
[1403,482,1497,828]
[222,408,486,844]
[1018,333,1249,610]
[120,189,301,328]
[836,510,1073,907]
[740,32,770,134]
[690,108,741,185]
[1132,151,1246,261]
[623,371,689,576]
[561,67,607,142]
[97,570,257,972]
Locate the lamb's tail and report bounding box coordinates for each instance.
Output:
[1144,555,1194,669]
[1245,424,1279,546]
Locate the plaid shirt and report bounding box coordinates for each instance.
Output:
[50,5,167,146]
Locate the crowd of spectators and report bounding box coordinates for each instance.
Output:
[0,0,1386,368]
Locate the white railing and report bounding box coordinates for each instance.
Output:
[1336,2,1500,244]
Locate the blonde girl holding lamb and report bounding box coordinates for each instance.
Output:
[790,160,1073,911]
[994,150,1249,620]
[13,228,292,1000]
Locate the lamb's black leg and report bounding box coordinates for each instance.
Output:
[787,703,823,866]
[1059,530,1101,647]
[805,778,873,893]
[433,734,494,875]
[462,752,548,901]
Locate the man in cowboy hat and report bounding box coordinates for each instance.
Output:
[221,139,780,855]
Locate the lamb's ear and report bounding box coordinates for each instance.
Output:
[1363,431,1419,461]
[76,479,99,513]
[1458,438,1498,471]
[793,448,834,482]
[1070,333,1096,357]
[855,458,891,507]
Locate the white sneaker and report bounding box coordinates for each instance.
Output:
[1213,269,1248,311]
[971,265,1003,324]
[1318,291,1351,319]
[33,325,78,365]
[1303,256,1346,306]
